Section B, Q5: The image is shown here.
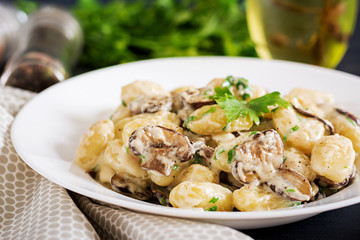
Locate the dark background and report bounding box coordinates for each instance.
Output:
[3,0,360,239]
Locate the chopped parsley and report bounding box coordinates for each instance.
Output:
[193,151,203,165]
[125,146,130,154]
[183,116,198,129]
[160,196,167,205]
[122,100,127,107]
[224,76,249,89]
[283,125,300,142]
[249,131,258,137]
[209,196,219,204]
[205,206,218,211]
[283,157,288,163]
[291,125,299,132]
[210,87,290,125]
[91,163,99,171]
[202,106,217,117]
[227,145,238,164]
[214,147,225,161]
[346,117,356,127]
[286,189,295,192]
[139,155,146,162]
[293,201,301,206]
[172,164,178,170]
[222,123,230,131]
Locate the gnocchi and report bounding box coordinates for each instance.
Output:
[75,76,359,212]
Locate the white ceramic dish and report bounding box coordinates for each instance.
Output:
[11,57,360,229]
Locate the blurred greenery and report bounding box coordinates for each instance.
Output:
[16,0,257,70]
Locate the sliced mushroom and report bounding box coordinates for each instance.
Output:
[317,167,356,189]
[336,108,360,127]
[128,125,194,176]
[151,183,171,206]
[127,95,172,114]
[173,88,215,121]
[111,174,152,200]
[292,104,334,135]
[266,169,312,202]
[190,137,214,167]
[231,129,284,184]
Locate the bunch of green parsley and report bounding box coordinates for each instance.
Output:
[17,0,257,70]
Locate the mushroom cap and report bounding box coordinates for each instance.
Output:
[129,125,195,176]
[266,169,312,202]
[231,129,284,184]
[128,95,172,114]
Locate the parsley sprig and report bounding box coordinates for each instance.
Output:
[210,86,290,125]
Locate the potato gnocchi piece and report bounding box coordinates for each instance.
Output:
[121,80,170,104]
[326,109,360,152]
[282,146,316,181]
[174,164,219,185]
[100,139,148,179]
[75,119,114,171]
[210,132,236,146]
[272,107,326,155]
[233,185,294,211]
[114,111,181,143]
[149,164,185,187]
[286,88,334,117]
[169,181,233,211]
[111,105,131,124]
[186,105,253,135]
[311,134,355,183]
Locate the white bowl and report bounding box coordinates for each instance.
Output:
[11,56,360,229]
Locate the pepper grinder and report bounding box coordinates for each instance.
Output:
[0,4,27,68]
[0,6,83,92]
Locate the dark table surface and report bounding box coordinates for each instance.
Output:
[4,1,360,239]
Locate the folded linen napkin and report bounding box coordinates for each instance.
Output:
[0,86,252,240]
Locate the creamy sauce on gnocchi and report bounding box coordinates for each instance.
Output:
[75,78,359,211]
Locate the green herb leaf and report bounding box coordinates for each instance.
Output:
[173,164,178,170]
[91,163,99,171]
[346,117,356,126]
[205,206,218,211]
[210,87,290,125]
[183,116,198,129]
[214,147,225,160]
[209,196,219,204]
[193,151,203,165]
[283,157,288,162]
[125,146,130,154]
[227,145,238,164]
[68,0,257,69]
[139,155,146,163]
[202,106,217,117]
[286,189,295,192]
[291,125,299,132]
[122,100,127,107]
[223,76,249,90]
[249,131,258,137]
[160,196,167,205]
